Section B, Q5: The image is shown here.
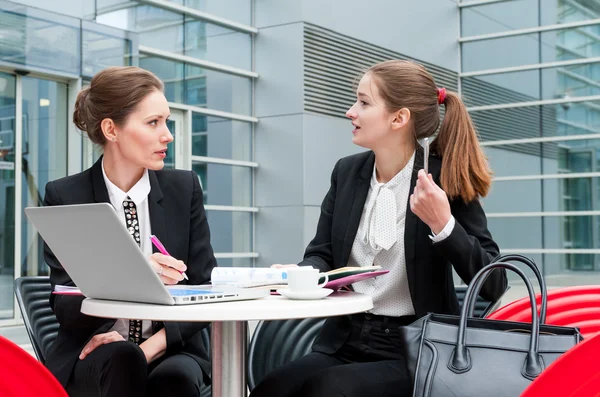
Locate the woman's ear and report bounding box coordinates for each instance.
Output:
[101,118,117,142]
[391,108,411,130]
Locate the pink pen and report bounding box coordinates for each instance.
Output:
[150,235,189,280]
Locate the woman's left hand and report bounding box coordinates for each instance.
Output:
[410,170,451,234]
[139,329,167,364]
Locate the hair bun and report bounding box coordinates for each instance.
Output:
[73,87,91,133]
[72,66,164,146]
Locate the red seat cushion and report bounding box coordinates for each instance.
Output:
[487,285,600,339]
[520,333,600,396]
[488,286,600,396]
[0,335,67,397]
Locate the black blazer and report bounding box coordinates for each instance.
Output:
[42,158,217,387]
[300,150,508,354]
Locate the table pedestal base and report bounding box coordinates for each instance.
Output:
[211,321,247,397]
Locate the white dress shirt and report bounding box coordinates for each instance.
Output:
[349,152,455,316]
[102,160,153,339]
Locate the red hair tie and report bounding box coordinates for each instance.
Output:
[437,87,446,105]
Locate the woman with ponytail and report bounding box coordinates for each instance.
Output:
[250,60,507,397]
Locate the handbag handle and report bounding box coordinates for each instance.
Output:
[451,262,544,379]
[466,254,547,323]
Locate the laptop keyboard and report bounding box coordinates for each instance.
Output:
[169,289,217,296]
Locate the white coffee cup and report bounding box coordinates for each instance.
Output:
[286,267,329,292]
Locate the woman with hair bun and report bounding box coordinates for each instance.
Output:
[43,66,216,397]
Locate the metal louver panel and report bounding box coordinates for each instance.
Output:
[463,76,558,158]
[302,23,560,158]
[303,23,458,118]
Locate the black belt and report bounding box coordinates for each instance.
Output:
[351,312,418,328]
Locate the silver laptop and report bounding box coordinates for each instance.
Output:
[24,203,268,305]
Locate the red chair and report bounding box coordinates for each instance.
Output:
[487,285,600,339]
[519,333,600,397]
[488,286,600,396]
[0,335,67,397]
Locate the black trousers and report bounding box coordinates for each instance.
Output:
[65,341,207,397]
[250,313,417,397]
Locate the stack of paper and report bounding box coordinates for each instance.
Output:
[210,266,389,290]
[53,285,83,295]
[211,267,289,288]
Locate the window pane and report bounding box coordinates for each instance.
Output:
[463,34,540,72]
[488,253,600,280]
[192,114,252,161]
[192,162,251,206]
[82,22,133,78]
[488,176,600,214]
[463,65,600,108]
[486,180,543,213]
[97,5,184,52]
[185,20,251,70]
[96,0,125,10]
[186,65,251,115]
[461,0,540,37]
[462,25,600,72]
[484,146,540,178]
[537,254,600,276]
[486,141,599,178]
[473,101,600,147]
[96,5,251,70]
[138,7,184,52]
[0,3,80,74]
[21,77,68,280]
[163,0,252,25]
[557,0,600,24]
[164,119,177,169]
[139,56,185,102]
[206,210,252,253]
[0,72,16,320]
[556,26,600,62]
[489,217,543,252]
[489,215,600,250]
[141,56,252,115]
[461,0,599,37]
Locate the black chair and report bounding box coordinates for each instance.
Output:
[247,317,326,391]
[14,276,58,364]
[246,285,510,391]
[14,276,212,396]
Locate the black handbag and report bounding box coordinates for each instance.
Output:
[400,257,583,397]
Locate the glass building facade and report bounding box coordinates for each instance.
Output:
[461,0,600,280]
[2,0,600,327]
[0,0,256,324]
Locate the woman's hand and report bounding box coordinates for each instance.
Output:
[410,170,451,234]
[271,264,298,269]
[148,253,187,285]
[139,329,167,364]
[79,331,125,360]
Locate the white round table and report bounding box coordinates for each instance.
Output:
[81,291,373,397]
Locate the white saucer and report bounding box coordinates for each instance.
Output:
[277,288,333,300]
